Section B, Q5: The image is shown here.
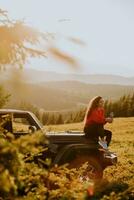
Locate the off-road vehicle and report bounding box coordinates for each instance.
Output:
[0,109,117,180]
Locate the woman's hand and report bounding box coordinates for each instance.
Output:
[105,117,113,123]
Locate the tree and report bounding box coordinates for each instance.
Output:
[130,93,134,116]
[56,114,64,124]
[0,9,79,70]
[0,85,10,108]
[42,112,49,125]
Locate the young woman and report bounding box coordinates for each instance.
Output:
[83,96,113,146]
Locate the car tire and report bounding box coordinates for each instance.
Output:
[68,155,103,181]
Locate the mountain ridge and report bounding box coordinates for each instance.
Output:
[0,68,134,85]
[1,69,134,111]
[2,80,134,111]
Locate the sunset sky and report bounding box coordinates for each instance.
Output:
[0,0,134,76]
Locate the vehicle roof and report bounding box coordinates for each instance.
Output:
[0,109,31,114]
[0,109,43,129]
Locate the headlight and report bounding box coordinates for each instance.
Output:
[104,152,117,165]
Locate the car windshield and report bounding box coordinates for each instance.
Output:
[30,112,44,129]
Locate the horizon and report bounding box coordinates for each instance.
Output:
[15,67,134,78]
[1,67,134,79]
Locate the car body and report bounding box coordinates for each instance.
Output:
[0,109,117,180]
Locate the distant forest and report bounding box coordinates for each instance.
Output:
[20,93,134,125]
[2,80,134,111]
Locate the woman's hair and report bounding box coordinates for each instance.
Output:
[84,96,102,123]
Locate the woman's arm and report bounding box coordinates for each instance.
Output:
[105,117,113,123]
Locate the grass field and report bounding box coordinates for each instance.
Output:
[46,117,134,198]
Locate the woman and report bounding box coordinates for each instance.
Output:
[83,96,113,146]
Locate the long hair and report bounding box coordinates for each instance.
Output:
[84,96,102,124]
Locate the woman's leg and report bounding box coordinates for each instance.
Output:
[103,129,112,146]
[84,125,99,142]
[84,124,100,143]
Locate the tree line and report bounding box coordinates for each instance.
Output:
[19,101,85,125]
[18,93,134,125]
[104,94,134,117]
[1,84,134,125]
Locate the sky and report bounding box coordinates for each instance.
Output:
[0,0,134,76]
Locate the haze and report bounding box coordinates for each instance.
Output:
[0,0,134,76]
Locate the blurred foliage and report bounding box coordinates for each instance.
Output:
[0,127,93,199]
[0,8,81,70]
[0,117,134,199]
[49,47,79,68]
[0,8,46,69]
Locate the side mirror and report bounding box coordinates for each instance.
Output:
[28,125,37,133]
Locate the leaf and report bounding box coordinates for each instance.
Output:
[49,47,79,68]
[68,37,86,46]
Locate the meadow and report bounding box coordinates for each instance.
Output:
[46,117,134,199]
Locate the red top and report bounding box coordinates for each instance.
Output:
[85,108,106,126]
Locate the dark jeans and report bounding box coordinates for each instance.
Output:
[84,124,112,146]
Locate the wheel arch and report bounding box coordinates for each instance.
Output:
[53,143,102,166]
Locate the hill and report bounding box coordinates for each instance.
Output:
[2,80,134,111]
[25,69,134,85]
